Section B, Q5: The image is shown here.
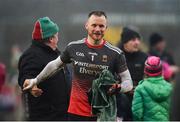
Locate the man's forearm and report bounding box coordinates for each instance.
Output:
[118,69,133,93]
[35,56,64,84]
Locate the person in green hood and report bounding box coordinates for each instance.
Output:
[132,56,172,121]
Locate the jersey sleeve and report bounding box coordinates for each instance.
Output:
[60,45,72,63]
[115,52,128,73]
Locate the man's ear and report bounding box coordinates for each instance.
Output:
[85,21,88,30]
[49,37,54,43]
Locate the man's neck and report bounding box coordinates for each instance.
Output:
[87,36,103,46]
[45,43,56,51]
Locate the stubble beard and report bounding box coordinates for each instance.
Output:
[92,34,104,45]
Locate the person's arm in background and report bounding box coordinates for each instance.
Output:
[167,52,179,74]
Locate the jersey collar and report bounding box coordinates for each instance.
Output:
[85,38,105,49]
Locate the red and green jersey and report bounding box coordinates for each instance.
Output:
[60,38,127,117]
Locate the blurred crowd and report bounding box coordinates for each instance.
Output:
[0,45,23,120]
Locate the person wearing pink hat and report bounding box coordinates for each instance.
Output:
[132,56,172,121]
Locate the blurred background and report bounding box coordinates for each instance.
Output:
[0,0,179,120]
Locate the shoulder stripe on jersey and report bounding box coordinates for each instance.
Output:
[68,38,85,46]
[105,42,122,54]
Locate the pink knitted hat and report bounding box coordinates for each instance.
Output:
[144,56,162,77]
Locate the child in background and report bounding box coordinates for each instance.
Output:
[132,56,172,121]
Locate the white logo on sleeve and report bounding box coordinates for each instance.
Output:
[76,52,85,57]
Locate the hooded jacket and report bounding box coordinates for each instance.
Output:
[132,76,172,121]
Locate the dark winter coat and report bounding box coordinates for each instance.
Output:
[123,50,148,86]
[18,40,71,120]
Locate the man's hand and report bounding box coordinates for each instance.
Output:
[30,85,43,97]
[23,78,37,91]
[107,84,121,95]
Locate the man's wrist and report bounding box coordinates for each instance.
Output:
[32,78,38,85]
